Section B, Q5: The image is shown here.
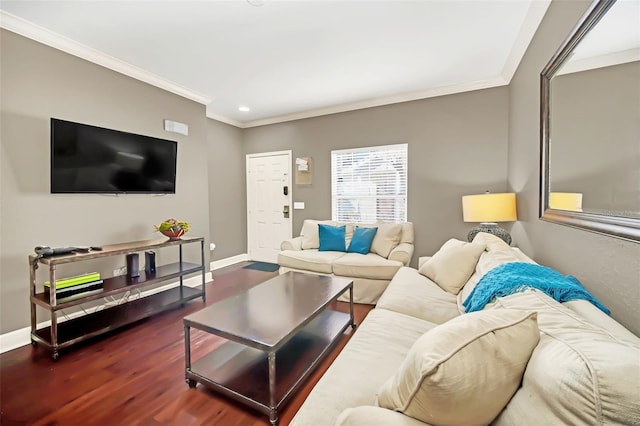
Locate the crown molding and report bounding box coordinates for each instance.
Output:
[2,7,543,130]
[0,11,213,106]
[205,110,244,128]
[238,76,508,128]
[501,0,552,83]
[557,47,640,75]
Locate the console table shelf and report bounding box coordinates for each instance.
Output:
[34,286,203,350]
[32,261,203,311]
[29,237,206,359]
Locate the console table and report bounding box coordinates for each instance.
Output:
[29,237,206,359]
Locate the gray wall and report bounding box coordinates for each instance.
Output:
[207,119,247,260]
[508,0,640,335]
[243,87,511,263]
[0,30,211,334]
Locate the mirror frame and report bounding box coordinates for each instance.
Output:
[540,0,640,243]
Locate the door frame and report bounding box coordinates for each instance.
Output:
[246,150,293,261]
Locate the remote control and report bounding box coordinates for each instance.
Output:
[34,246,78,257]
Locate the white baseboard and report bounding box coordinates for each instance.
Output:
[210,253,249,271]
[0,272,212,354]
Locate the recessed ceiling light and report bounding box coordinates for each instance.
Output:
[238,106,251,112]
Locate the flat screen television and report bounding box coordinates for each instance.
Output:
[51,118,177,194]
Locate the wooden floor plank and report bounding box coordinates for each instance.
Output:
[1,263,373,425]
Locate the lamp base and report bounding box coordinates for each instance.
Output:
[467,223,512,245]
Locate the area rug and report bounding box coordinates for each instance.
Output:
[243,261,280,272]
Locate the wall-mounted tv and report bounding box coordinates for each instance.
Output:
[51,118,177,194]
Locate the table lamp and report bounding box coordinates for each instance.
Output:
[549,192,583,211]
[462,192,517,245]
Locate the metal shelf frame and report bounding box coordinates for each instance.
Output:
[28,237,206,359]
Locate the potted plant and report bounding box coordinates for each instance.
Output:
[154,218,190,240]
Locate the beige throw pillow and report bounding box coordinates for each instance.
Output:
[419,239,486,294]
[301,220,335,249]
[367,222,402,258]
[377,309,540,426]
[472,231,512,252]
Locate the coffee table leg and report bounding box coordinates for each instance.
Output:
[184,322,196,388]
[349,285,356,328]
[268,351,278,425]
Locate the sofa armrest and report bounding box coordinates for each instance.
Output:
[336,406,432,426]
[280,236,303,251]
[388,242,414,265]
[418,256,431,269]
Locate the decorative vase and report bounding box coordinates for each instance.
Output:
[160,229,185,240]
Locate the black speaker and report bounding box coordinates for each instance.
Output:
[126,253,140,278]
[145,251,156,274]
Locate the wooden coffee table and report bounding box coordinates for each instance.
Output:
[183,271,355,425]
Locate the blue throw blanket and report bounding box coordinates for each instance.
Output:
[463,262,609,314]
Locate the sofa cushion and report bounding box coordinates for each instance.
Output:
[336,276,395,305]
[490,290,640,425]
[388,242,414,266]
[336,406,429,426]
[319,224,347,252]
[377,309,540,426]
[472,231,513,251]
[332,253,402,280]
[277,249,345,274]
[301,220,336,250]
[289,308,439,426]
[366,222,402,258]
[418,238,486,295]
[376,266,460,325]
[347,226,378,254]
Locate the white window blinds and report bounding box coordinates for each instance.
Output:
[331,143,408,223]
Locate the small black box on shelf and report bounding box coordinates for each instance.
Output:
[126,253,140,278]
[145,251,156,274]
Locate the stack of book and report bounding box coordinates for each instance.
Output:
[44,272,103,300]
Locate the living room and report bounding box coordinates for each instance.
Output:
[1,0,639,424]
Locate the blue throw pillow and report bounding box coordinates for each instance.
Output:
[318,224,346,252]
[348,227,378,254]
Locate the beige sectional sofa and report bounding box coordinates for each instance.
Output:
[278,220,414,304]
[290,233,640,425]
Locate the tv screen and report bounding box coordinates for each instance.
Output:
[51,118,177,194]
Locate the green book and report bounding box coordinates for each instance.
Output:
[44,272,101,289]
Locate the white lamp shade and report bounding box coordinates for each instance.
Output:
[462,193,517,223]
[549,192,583,211]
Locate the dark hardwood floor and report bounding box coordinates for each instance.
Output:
[0,263,373,425]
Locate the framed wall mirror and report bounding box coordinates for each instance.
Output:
[540,0,640,242]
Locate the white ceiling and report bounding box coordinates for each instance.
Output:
[0,0,551,128]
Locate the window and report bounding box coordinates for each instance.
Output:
[331,143,408,223]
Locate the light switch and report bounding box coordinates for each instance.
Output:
[294,202,305,210]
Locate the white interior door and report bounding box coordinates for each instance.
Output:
[246,151,292,263]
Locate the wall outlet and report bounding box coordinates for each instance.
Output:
[209,243,216,251]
